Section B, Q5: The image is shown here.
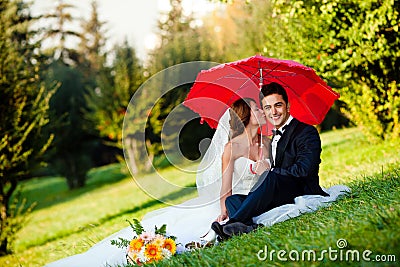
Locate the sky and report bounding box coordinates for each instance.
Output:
[30,0,219,61]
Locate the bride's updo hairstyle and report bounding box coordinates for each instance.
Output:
[229,98,255,139]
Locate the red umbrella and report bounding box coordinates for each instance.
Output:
[184,55,340,135]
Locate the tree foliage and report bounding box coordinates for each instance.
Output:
[86,41,143,148]
[144,0,217,165]
[0,0,53,254]
[271,0,400,140]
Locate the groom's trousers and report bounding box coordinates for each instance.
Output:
[225,171,304,225]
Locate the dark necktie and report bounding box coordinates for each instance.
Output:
[272,125,287,138]
[272,129,282,137]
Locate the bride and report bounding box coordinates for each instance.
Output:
[45,97,270,267]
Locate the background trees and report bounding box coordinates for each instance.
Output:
[126,0,218,172]
[290,0,400,139]
[41,0,110,189]
[1,0,398,256]
[85,41,144,173]
[267,0,399,140]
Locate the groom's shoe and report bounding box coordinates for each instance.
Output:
[223,222,262,236]
[211,222,230,241]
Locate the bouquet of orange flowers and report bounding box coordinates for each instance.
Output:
[111,219,177,265]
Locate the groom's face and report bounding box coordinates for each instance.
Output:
[261,93,290,129]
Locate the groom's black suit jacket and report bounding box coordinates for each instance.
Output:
[271,118,329,197]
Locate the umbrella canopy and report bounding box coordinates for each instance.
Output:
[184,55,340,134]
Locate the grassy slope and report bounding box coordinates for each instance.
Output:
[1,127,399,267]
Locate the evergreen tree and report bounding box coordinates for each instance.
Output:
[45,60,94,189]
[39,0,100,188]
[0,0,53,254]
[79,0,107,75]
[145,0,217,165]
[41,0,81,65]
[85,41,145,171]
[36,0,115,188]
[79,1,118,167]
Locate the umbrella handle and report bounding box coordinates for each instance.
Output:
[258,66,264,159]
[258,125,263,160]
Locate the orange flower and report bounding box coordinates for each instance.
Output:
[129,238,144,251]
[144,243,162,261]
[162,238,176,255]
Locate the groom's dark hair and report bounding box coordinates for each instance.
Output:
[259,82,289,104]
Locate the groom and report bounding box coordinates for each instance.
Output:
[212,82,329,239]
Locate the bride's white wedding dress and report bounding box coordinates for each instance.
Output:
[44,110,350,267]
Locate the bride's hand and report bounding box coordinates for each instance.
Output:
[254,159,271,175]
[216,212,228,222]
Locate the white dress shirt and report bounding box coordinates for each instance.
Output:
[272,115,293,165]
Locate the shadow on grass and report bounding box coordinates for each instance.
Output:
[97,182,197,224]
[19,160,198,213]
[24,181,197,249]
[19,164,136,211]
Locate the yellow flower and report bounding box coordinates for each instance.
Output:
[162,238,176,255]
[144,243,162,261]
[129,238,144,251]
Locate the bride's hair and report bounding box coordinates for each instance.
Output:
[229,98,255,139]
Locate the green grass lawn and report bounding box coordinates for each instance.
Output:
[1,127,399,267]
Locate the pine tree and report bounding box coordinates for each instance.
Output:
[45,60,94,189]
[41,0,81,65]
[0,0,53,254]
[85,40,145,172]
[79,0,107,74]
[39,0,106,189]
[144,0,217,166]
